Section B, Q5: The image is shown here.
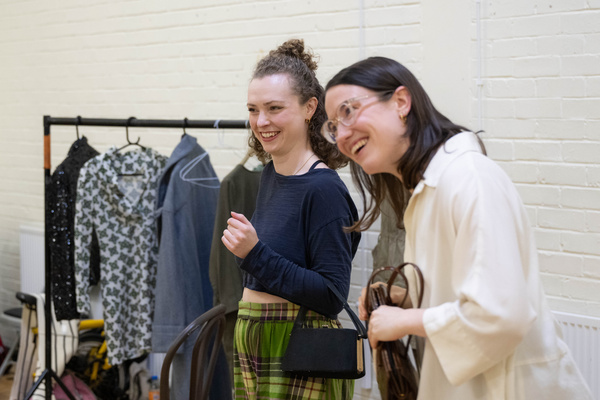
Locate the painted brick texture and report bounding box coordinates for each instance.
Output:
[482,2,600,317]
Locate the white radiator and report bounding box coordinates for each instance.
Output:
[19,224,45,293]
[554,311,600,398]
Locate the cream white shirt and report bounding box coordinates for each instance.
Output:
[404,132,592,399]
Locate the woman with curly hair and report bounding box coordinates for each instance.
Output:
[221,39,360,399]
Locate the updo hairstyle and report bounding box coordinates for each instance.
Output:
[248,39,348,169]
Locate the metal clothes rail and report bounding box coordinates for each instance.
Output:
[45,116,250,129]
[36,115,249,400]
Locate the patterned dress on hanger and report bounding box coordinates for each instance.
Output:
[74,147,167,365]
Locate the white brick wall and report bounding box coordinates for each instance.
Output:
[0,1,598,398]
[482,1,600,319]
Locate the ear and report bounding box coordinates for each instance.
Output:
[393,86,412,119]
[304,96,318,120]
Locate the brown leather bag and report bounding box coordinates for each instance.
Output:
[365,262,424,400]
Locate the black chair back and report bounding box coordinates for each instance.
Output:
[159,304,227,400]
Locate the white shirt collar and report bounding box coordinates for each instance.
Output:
[413,132,483,195]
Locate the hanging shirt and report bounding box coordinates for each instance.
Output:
[405,132,592,399]
[209,163,262,315]
[152,134,231,400]
[74,147,167,365]
[209,162,262,383]
[49,136,100,320]
[153,134,220,349]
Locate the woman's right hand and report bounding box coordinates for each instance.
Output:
[222,211,258,259]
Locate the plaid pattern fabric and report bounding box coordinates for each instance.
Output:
[234,301,355,400]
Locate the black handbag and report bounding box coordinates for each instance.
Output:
[365,262,424,400]
[281,282,368,379]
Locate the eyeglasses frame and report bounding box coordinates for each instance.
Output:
[321,91,392,144]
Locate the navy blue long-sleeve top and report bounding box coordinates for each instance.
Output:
[237,161,360,318]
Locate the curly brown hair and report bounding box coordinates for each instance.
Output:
[248,39,349,170]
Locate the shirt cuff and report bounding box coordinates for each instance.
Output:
[423,302,488,386]
[237,240,264,271]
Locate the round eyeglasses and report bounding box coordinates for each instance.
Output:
[321,93,388,144]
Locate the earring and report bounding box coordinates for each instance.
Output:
[400,114,407,124]
[305,118,310,124]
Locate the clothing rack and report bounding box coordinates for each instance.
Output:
[37,115,250,400]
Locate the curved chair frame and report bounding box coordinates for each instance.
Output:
[159,304,227,400]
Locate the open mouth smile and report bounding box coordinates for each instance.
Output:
[261,131,279,138]
[351,139,368,155]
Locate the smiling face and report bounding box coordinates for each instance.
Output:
[247,73,314,159]
[324,84,411,178]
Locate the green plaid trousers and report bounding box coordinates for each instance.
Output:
[233,301,355,400]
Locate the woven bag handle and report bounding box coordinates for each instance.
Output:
[386,262,425,309]
[365,262,424,314]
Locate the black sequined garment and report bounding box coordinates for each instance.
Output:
[49,136,100,320]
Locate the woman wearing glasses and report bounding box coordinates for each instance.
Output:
[221,39,360,399]
[322,57,592,399]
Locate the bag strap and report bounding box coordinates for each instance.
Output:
[292,281,368,339]
[364,262,425,372]
[365,263,424,313]
[387,262,424,309]
[365,266,397,312]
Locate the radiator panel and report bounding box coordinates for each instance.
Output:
[554,311,600,398]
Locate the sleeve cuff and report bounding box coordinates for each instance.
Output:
[423,303,489,386]
[237,240,264,272]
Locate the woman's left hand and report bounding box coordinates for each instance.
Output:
[221,211,259,259]
[368,306,426,348]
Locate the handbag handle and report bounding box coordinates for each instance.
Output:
[365,262,424,314]
[365,266,397,312]
[292,281,368,339]
[386,262,424,309]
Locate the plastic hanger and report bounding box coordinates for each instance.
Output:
[214,120,227,148]
[117,117,146,152]
[239,148,252,166]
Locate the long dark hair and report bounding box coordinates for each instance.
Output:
[249,39,349,170]
[326,56,481,231]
